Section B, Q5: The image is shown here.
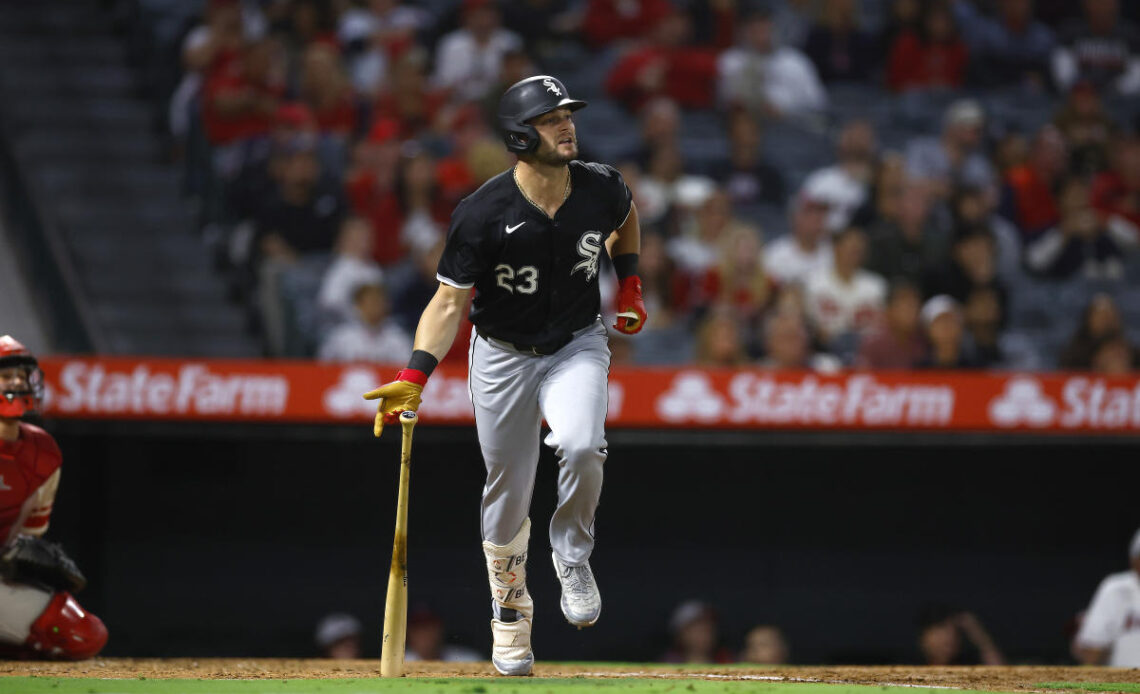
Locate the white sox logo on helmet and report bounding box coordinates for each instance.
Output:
[543,78,562,96]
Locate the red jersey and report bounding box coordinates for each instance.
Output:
[201,55,283,145]
[312,93,358,136]
[0,423,62,544]
[1091,171,1140,228]
[605,46,720,111]
[1005,165,1060,235]
[887,33,968,92]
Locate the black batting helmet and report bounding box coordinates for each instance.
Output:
[497,75,587,154]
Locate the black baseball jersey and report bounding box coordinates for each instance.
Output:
[436,160,632,346]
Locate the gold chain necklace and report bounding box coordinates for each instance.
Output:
[514,166,571,217]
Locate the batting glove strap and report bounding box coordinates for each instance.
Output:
[394,368,429,387]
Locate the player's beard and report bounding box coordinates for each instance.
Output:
[533,138,578,167]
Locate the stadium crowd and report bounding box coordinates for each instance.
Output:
[130,0,1140,370]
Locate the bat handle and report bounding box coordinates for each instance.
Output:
[400,409,418,428]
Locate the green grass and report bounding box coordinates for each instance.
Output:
[0,679,1012,694]
[1037,684,1140,693]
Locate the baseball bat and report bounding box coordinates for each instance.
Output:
[380,410,417,677]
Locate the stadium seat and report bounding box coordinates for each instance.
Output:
[0,0,261,357]
[760,122,833,180]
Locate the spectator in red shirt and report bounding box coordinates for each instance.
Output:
[346,118,402,263]
[434,103,507,207]
[299,42,358,137]
[201,37,286,148]
[887,0,969,92]
[349,131,454,267]
[999,124,1068,237]
[1090,135,1140,231]
[605,9,724,112]
[171,0,245,149]
[583,0,675,49]
[372,48,450,139]
[856,278,928,369]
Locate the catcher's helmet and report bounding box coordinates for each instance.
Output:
[0,335,43,418]
[497,75,587,154]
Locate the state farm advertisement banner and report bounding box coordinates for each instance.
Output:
[34,357,1140,433]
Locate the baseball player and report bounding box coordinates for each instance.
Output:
[0,335,107,659]
[364,75,646,675]
[1074,527,1140,666]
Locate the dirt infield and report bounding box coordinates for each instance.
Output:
[0,659,1137,690]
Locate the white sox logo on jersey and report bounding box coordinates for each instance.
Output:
[543,78,561,96]
[572,231,602,281]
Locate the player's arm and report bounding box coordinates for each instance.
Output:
[363,283,470,437]
[12,468,60,540]
[412,283,471,361]
[606,202,647,335]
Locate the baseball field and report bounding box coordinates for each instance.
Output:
[0,661,1138,694]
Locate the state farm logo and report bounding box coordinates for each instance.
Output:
[988,378,1055,427]
[656,372,725,422]
[323,368,380,417]
[322,368,474,419]
[987,376,1140,429]
[45,362,289,416]
[656,372,954,426]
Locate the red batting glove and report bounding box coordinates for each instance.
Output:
[613,276,647,335]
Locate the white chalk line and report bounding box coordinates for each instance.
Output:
[577,671,964,689]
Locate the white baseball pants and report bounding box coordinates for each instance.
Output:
[468,319,610,566]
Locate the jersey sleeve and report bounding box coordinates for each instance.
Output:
[436,199,490,290]
[603,164,634,231]
[1075,575,1126,649]
[15,468,60,538]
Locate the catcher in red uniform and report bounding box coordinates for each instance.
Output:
[0,335,106,659]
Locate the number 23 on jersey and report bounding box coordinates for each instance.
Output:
[495,265,539,294]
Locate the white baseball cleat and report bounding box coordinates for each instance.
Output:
[552,552,601,627]
[490,604,534,676]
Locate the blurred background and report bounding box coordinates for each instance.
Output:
[0,0,1138,667]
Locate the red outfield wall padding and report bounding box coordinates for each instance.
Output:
[35,357,1140,433]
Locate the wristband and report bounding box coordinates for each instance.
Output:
[403,349,438,381]
[612,253,639,282]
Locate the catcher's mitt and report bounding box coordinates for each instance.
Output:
[0,536,86,593]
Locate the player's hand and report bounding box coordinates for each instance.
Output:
[362,369,427,437]
[613,276,647,335]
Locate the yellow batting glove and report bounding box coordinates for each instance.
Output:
[362,368,427,437]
